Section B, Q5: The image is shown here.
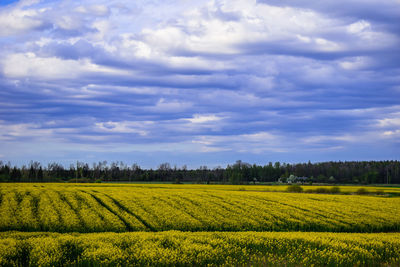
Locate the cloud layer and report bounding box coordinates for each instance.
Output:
[1,0,399,167]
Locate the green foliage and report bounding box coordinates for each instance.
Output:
[67,178,92,183]
[375,189,384,195]
[286,184,303,193]
[356,188,369,195]
[2,160,400,184]
[315,187,329,194]
[329,186,341,194]
[229,172,243,185]
[59,239,84,264]
[10,241,31,266]
[317,174,326,182]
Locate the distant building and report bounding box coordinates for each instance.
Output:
[286,175,308,184]
[295,177,308,183]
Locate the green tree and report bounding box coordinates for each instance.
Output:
[37,167,44,182]
[29,166,36,182]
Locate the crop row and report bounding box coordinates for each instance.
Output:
[1,184,400,233]
[1,231,399,266]
[5,183,400,193]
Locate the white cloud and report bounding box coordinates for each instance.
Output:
[134,0,339,56]
[347,20,371,34]
[91,19,112,40]
[54,14,83,31]
[0,7,43,36]
[377,117,400,127]
[192,131,285,153]
[75,5,109,16]
[119,37,153,59]
[302,134,357,144]
[95,121,151,136]
[0,121,53,141]
[383,130,400,136]
[339,57,371,70]
[0,0,399,164]
[2,53,130,79]
[186,114,223,124]
[80,84,167,95]
[314,37,341,52]
[149,98,192,112]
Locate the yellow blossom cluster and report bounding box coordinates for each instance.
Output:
[1,183,400,233]
[0,231,399,266]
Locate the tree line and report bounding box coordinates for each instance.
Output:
[0,160,399,184]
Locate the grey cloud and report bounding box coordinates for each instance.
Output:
[257,0,400,25]
[0,0,399,165]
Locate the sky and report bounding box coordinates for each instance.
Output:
[0,0,399,168]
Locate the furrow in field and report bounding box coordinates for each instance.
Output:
[212,194,284,230]
[44,191,64,225]
[195,193,270,230]
[18,190,39,231]
[0,190,18,230]
[176,193,233,223]
[77,190,126,232]
[55,190,86,230]
[71,191,110,232]
[1,184,400,233]
[298,195,400,231]
[294,195,387,225]
[171,194,236,230]
[152,195,205,230]
[205,193,273,229]
[36,189,67,231]
[107,191,161,230]
[101,193,155,231]
[257,193,355,227]
[47,189,85,232]
[84,192,133,231]
[256,195,353,230]
[243,195,332,231]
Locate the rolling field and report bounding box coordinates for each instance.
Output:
[1,183,400,266]
[1,231,400,266]
[1,183,400,233]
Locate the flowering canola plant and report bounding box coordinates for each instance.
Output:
[0,231,399,266]
[1,183,400,266]
[0,183,399,233]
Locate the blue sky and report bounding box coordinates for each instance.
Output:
[0,0,399,168]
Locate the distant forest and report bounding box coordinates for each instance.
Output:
[1,160,399,184]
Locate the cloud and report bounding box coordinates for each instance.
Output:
[0,5,44,36]
[148,98,193,113]
[95,121,150,136]
[0,0,399,166]
[74,5,110,17]
[2,52,130,79]
[186,114,223,124]
[0,120,56,142]
[377,117,400,127]
[257,0,400,26]
[192,131,285,153]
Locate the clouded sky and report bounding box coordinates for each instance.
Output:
[0,0,399,168]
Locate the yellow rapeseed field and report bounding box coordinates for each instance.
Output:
[1,183,400,266]
[0,231,399,266]
[1,183,399,232]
